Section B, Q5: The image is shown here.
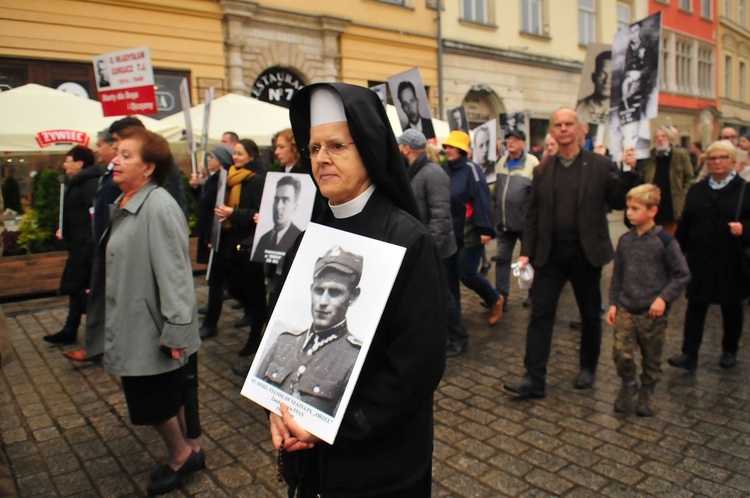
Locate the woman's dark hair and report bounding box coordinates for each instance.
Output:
[67,145,95,167]
[117,127,174,186]
[238,138,259,159]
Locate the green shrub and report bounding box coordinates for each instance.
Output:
[17,209,53,254]
[33,169,61,233]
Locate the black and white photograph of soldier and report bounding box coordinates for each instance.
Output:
[250,172,316,265]
[499,112,528,152]
[94,57,110,89]
[254,245,364,417]
[472,119,498,183]
[241,222,406,443]
[448,106,470,133]
[369,83,388,108]
[609,12,662,160]
[576,43,612,125]
[387,68,436,139]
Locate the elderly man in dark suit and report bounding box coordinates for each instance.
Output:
[504,107,634,398]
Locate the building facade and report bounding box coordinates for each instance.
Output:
[650,0,719,146]
[0,0,226,117]
[719,0,750,135]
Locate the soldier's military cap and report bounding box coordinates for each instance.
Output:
[314,246,363,286]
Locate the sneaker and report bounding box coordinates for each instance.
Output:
[613,380,638,414]
[635,386,656,417]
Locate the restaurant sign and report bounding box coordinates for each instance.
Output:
[251,67,305,109]
[36,130,90,148]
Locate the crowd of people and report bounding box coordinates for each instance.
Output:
[1,83,746,496]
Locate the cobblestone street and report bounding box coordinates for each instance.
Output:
[1,216,749,497]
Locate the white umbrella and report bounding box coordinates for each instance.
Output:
[0,83,160,152]
[153,93,291,146]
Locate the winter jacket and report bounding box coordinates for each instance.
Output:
[494,151,539,233]
[444,156,495,248]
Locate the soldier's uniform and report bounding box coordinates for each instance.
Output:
[257,321,361,416]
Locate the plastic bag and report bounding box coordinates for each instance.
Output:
[511,262,534,290]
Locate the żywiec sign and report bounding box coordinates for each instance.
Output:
[36,130,90,148]
[93,47,157,116]
[251,67,305,109]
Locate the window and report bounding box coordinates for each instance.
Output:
[521,0,543,35]
[578,0,596,45]
[462,0,487,23]
[741,62,747,102]
[726,56,733,99]
[741,0,747,25]
[675,38,692,93]
[660,35,670,89]
[379,0,407,4]
[702,0,712,18]
[698,46,714,97]
[617,2,632,30]
[680,0,692,10]
[723,0,730,18]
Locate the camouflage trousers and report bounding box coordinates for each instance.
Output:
[612,308,668,387]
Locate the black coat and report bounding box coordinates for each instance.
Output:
[193,170,220,264]
[227,157,267,250]
[675,175,750,303]
[59,166,102,295]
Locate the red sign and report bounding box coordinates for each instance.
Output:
[36,130,90,148]
[98,85,158,116]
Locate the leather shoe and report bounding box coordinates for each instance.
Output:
[720,352,737,369]
[147,449,204,496]
[197,305,208,315]
[488,296,505,325]
[43,330,77,345]
[150,449,205,481]
[574,369,596,389]
[232,363,251,377]
[446,343,466,358]
[62,348,102,362]
[233,315,251,328]
[231,302,244,310]
[199,326,217,340]
[668,354,697,373]
[503,376,545,398]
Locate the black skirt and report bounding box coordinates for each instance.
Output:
[121,364,186,426]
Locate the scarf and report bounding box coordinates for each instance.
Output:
[226,166,255,207]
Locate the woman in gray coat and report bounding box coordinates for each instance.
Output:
[94,127,202,495]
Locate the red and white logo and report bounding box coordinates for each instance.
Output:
[35,130,90,148]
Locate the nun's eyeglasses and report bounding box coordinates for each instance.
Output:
[301,142,355,159]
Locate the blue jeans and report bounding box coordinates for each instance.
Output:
[458,245,500,306]
[443,254,468,347]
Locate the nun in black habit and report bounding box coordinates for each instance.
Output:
[268,83,447,497]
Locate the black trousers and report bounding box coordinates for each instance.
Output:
[203,253,229,329]
[524,241,603,384]
[682,300,744,358]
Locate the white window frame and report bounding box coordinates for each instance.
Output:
[698,45,714,98]
[741,0,747,26]
[726,55,733,99]
[461,0,488,23]
[675,38,693,94]
[578,0,596,45]
[617,2,632,30]
[680,0,693,11]
[740,62,747,102]
[702,0,712,18]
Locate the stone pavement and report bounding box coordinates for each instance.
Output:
[1,215,749,497]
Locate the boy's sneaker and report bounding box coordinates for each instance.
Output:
[636,386,656,417]
[614,380,638,414]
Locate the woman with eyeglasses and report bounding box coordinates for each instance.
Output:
[43,146,101,346]
[214,138,268,357]
[668,140,750,373]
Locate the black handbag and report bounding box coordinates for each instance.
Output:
[733,181,750,277]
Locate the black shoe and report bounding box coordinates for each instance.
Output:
[199,326,217,340]
[522,296,532,308]
[479,262,491,276]
[197,305,208,315]
[720,352,737,369]
[574,369,596,389]
[668,354,697,373]
[503,376,546,398]
[232,363,251,377]
[231,302,244,310]
[43,330,77,345]
[149,449,205,480]
[238,340,259,357]
[146,450,204,496]
[446,343,466,358]
[233,315,251,328]
[569,320,581,330]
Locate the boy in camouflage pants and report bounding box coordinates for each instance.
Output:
[606,184,690,416]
